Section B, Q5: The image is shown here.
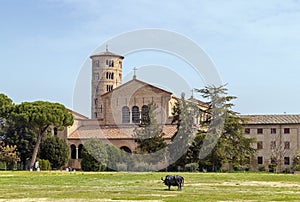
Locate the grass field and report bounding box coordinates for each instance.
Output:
[1,171,300,201]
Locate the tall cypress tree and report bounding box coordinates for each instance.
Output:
[186,85,256,171]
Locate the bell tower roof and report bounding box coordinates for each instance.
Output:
[90,49,124,59]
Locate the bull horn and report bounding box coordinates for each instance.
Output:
[161,177,164,181]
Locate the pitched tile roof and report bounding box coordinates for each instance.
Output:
[100,77,172,97]
[68,109,88,120]
[187,97,209,108]
[68,124,177,140]
[241,114,300,125]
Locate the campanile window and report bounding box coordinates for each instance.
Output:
[94,60,99,67]
[106,60,114,67]
[106,85,113,92]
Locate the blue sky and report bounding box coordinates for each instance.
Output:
[1,0,300,116]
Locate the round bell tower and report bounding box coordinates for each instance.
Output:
[90,47,124,119]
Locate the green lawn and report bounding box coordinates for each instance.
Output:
[1,171,300,201]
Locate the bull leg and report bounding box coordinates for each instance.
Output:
[168,185,171,190]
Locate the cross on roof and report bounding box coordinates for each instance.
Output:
[133,67,138,79]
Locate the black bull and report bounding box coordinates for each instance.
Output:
[161,175,184,190]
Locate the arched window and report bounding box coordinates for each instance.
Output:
[94,60,99,67]
[132,106,140,123]
[95,73,99,80]
[70,144,76,159]
[120,146,132,153]
[141,105,150,124]
[122,106,130,123]
[106,85,113,92]
[106,72,114,80]
[78,144,83,159]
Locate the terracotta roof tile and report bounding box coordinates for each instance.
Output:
[241,114,300,124]
[68,125,177,140]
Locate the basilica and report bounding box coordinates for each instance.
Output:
[59,49,300,172]
[59,49,207,169]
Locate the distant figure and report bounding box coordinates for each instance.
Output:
[35,161,39,171]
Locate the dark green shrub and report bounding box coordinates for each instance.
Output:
[37,158,51,170]
[39,135,69,170]
[116,163,127,171]
[185,163,199,172]
[268,164,277,173]
[132,162,150,172]
[258,165,266,172]
[283,167,291,173]
[81,138,108,171]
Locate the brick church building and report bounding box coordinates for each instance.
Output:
[58,49,207,169]
[58,49,300,171]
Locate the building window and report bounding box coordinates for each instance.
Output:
[284,128,290,134]
[122,106,130,123]
[271,128,276,134]
[105,72,114,79]
[78,144,83,159]
[132,106,140,123]
[270,141,276,150]
[70,145,76,159]
[94,112,97,118]
[284,157,290,165]
[106,85,113,92]
[120,146,131,153]
[257,141,263,149]
[95,73,99,81]
[284,141,290,149]
[257,128,263,134]
[257,156,263,164]
[106,60,114,67]
[94,60,99,67]
[244,128,250,134]
[99,105,103,113]
[94,98,98,106]
[271,158,276,164]
[141,105,150,125]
